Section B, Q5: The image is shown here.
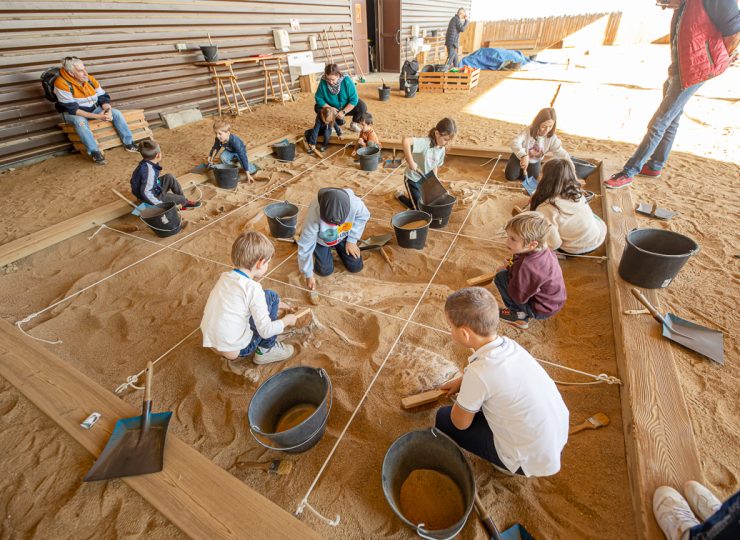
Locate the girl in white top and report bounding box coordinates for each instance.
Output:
[505,107,569,181]
[530,158,606,255]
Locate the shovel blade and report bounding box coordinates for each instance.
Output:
[84,411,172,482]
[501,523,536,540]
[663,313,724,365]
[359,233,393,251]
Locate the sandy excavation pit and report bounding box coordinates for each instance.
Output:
[0,145,636,539]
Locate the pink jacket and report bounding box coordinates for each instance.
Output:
[677,0,732,88]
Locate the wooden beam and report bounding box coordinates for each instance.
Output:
[0,319,322,539]
[0,134,299,267]
[599,161,704,540]
[329,133,511,159]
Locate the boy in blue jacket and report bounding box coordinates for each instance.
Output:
[297,187,370,292]
[208,119,257,183]
[130,140,201,209]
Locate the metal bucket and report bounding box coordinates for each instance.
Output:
[247,367,332,454]
[140,202,181,238]
[378,86,391,101]
[264,201,299,239]
[382,429,475,540]
[618,228,699,288]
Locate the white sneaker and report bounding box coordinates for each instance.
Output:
[253,340,295,365]
[653,486,700,540]
[349,122,361,132]
[684,480,721,522]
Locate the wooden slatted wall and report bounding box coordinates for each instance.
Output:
[400,1,472,65]
[0,1,354,169]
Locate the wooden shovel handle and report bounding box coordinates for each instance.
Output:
[144,361,153,402]
[630,288,667,326]
[474,494,504,540]
[111,188,138,209]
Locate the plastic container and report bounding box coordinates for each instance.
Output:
[404,84,418,98]
[247,367,332,454]
[357,146,381,172]
[572,157,597,179]
[382,429,475,540]
[211,164,239,189]
[140,202,181,238]
[420,194,456,229]
[272,141,296,162]
[618,228,699,288]
[378,86,391,101]
[264,201,299,238]
[200,45,218,62]
[391,210,432,249]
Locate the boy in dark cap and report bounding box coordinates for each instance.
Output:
[297,187,371,292]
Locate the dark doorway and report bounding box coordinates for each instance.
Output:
[378,0,401,72]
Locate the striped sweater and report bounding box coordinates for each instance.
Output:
[53,68,110,114]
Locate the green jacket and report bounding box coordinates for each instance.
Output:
[314,76,358,109]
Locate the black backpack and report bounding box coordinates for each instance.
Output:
[399,59,419,88]
[40,67,71,103]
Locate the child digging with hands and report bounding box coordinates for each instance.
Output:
[351,112,380,159]
[495,212,566,329]
[208,119,258,183]
[435,287,569,477]
[201,231,298,365]
[396,117,456,209]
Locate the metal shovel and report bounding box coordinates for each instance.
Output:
[358,233,393,251]
[84,362,172,481]
[631,288,724,365]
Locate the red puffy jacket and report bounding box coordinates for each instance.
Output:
[677,0,732,88]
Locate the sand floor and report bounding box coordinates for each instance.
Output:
[1,43,737,539]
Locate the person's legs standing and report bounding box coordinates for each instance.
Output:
[62,112,98,155]
[504,153,524,181]
[335,239,363,273]
[313,244,335,276]
[307,104,324,144]
[109,107,134,145]
[446,46,459,68]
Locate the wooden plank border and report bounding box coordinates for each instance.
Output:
[0,320,323,539]
[599,160,704,539]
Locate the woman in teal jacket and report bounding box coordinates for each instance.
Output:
[307,64,368,148]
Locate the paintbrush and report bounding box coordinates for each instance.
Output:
[235,459,293,475]
[569,412,610,435]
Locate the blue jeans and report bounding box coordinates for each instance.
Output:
[220,149,257,174]
[435,406,524,474]
[61,106,133,154]
[690,489,740,539]
[494,269,550,320]
[313,239,363,277]
[238,289,280,356]
[623,76,702,177]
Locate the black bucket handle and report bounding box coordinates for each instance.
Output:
[273,200,299,229]
[138,206,182,233]
[249,368,333,452]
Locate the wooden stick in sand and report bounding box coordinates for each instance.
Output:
[401,389,446,410]
[293,307,311,321]
[466,272,495,287]
[111,189,138,208]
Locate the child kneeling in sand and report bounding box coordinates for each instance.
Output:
[201,231,297,364]
[435,287,569,477]
[208,119,257,183]
[130,140,201,209]
[351,112,380,158]
[495,212,566,329]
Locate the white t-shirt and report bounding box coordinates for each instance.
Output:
[405,136,446,182]
[456,336,569,477]
[200,270,284,353]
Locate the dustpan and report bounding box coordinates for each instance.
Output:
[522,176,538,196]
[501,523,535,540]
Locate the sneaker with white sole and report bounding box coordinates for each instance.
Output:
[604,172,633,190]
[499,308,530,329]
[653,486,700,540]
[253,340,295,365]
[684,480,721,522]
[349,122,361,132]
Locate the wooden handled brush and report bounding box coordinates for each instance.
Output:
[401,389,446,410]
[569,413,610,435]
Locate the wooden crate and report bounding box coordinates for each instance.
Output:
[58,109,152,153]
[299,74,319,94]
[418,69,480,93]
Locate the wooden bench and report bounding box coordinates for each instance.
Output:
[58,109,152,154]
[484,39,538,51]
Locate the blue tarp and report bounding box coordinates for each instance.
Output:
[461,48,531,70]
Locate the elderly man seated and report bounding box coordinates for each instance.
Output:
[54,56,137,165]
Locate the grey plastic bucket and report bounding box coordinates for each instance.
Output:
[392,210,432,250]
[572,157,597,179]
[248,367,332,454]
[405,84,418,98]
[140,202,181,238]
[378,86,391,101]
[264,201,299,239]
[357,146,380,172]
[272,142,296,162]
[212,163,239,189]
[420,194,456,229]
[200,45,218,62]
[382,429,475,540]
[618,228,699,288]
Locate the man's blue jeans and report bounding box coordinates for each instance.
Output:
[61,106,133,154]
[220,149,257,174]
[623,75,702,177]
[238,289,280,357]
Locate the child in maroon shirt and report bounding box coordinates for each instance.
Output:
[494,211,566,329]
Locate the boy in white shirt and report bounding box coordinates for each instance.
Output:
[435,287,569,477]
[201,231,298,365]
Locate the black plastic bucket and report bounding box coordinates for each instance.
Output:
[357,146,380,172]
[420,194,456,229]
[272,142,296,162]
[404,84,418,98]
[248,367,332,454]
[200,45,218,62]
[382,429,475,540]
[392,210,432,249]
[264,201,299,239]
[212,164,239,189]
[618,228,699,288]
[140,202,181,238]
[378,86,391,101]
[572,157,597,179]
